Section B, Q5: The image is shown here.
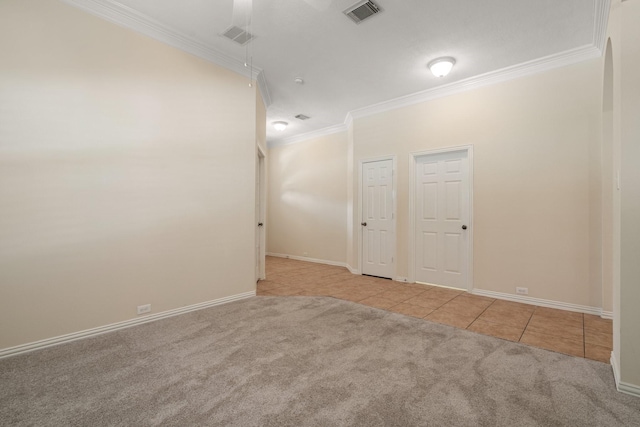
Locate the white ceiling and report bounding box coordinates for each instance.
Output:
[68,0,606,144]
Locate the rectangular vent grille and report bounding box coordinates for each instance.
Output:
[295,114,311,120]
[344,1,381,24]
[221,26,255,46]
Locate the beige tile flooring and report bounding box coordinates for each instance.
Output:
[259,256,613,363]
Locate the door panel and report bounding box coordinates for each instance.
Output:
[415,151,469,289]
[362,159,394,278]
[421,232,437,270]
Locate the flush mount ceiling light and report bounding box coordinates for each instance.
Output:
[273,121,288,131]
[428,57,456,77]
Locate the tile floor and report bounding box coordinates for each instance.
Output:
[258,256,613,363]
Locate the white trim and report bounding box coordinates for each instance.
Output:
[60,0,608,144]
[617,379,640,398]
[358,156,398,279]
[395,276,409,283]
[408,146,474,291]
[610,352,640,397]
[346,264,359,275]
[267,44,604,148]
[60,0,271,108]
[348,45,600,121]
[601,310,613,320]
[611,351,621,387]
[268,123,348,148]
[0,291,255,359]
[471,289,606,316]
[344,112,354,130]
[256,71,272,108]
[266,252,347,268]
[593,0,611,52]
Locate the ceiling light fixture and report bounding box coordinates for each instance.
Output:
[273,121,288,131]
[428,57,456,77]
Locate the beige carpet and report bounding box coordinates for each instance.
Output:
[1,296,639,426]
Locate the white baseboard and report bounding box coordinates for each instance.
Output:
[601,310,613,320]
[611,351,640,398]
[346,264,359,275]
[0,291,255,359]
[611,351,621,386]
[471,289,605,316]
[266,252,347,268]
[395,276,409,283]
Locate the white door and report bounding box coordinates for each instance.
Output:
[415,151,469,289]
[362,159,394,278]
[255,152,264,281]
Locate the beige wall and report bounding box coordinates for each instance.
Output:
[349,60,602,307]
[618,0,640,390]
[267,133,348,264]
[0,0,259,349]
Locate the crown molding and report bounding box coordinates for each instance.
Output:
[267,44,601,148]
[256,71,272,107]
[348,44,601,121]
[268,123,348,148]
[269,0,610,147]
[62,0,608,147]
[60,0,272,107]
[344,112,354,130]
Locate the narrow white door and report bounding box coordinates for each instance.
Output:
[415,151,469,289]
[255,152,263,281]
[362,159,394,278]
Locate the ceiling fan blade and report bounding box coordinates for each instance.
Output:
[232,0,252,29]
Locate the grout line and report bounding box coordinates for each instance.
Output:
[465,299,496,330]
[517,307,536,342]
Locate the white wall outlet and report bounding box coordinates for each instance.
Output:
[516,287,528,295]
[137,304,151,315]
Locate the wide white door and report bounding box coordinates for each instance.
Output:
[415,151,469,289]
[362,159,394,278]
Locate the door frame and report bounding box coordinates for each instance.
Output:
[408,145,474,290]
[358,155,397,278]
[256,146,266,281]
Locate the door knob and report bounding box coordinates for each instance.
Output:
[258,223,263,227]
[361,222,367,226]
[461,225,467,230]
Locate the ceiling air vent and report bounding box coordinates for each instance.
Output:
[295,114,311,121]
[221,26,255,46]
[344,0,382,24]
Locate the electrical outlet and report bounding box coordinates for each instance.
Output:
[516,287,528,295]
[137,304,151,315]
